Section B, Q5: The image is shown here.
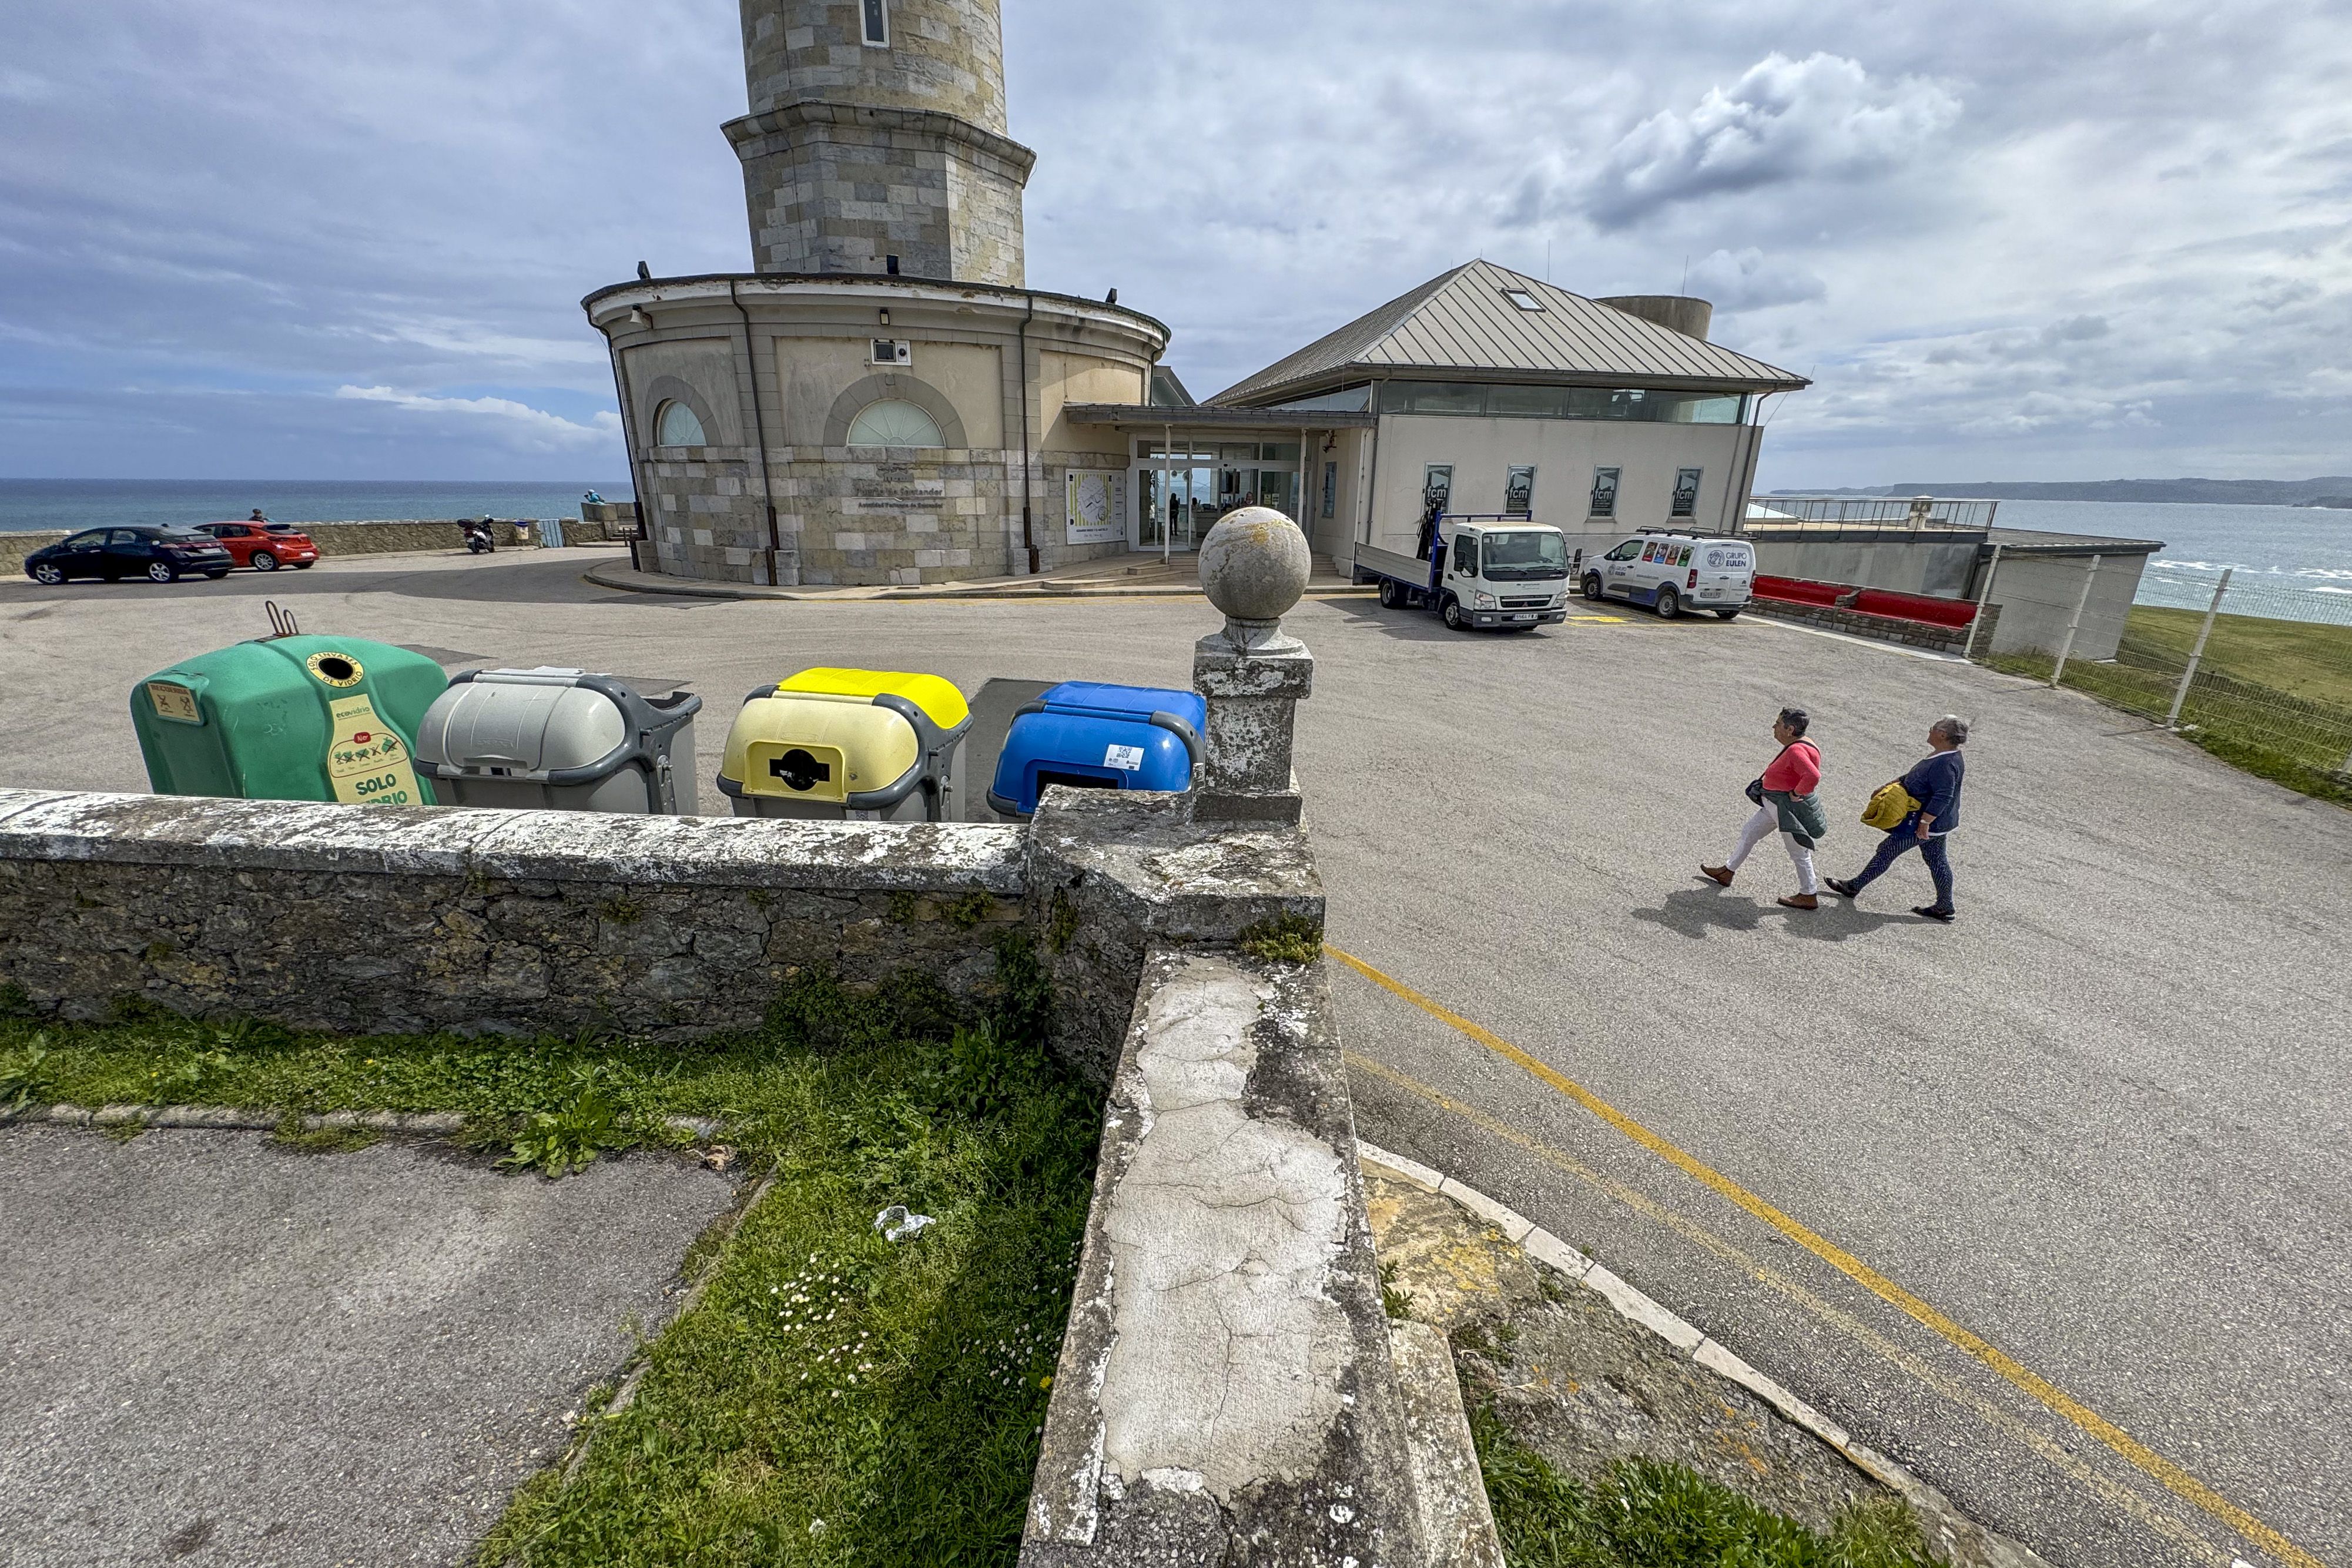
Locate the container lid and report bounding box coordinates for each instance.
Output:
[775,668,970,731]
[1038,682,1205,728]
[719,693,920,801]
[416,675,626,774]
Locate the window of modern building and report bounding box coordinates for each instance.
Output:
[1590,467,1621,519]
[861,0,889,47]
[1500,288,1545,311]
[654,400,707,448]
[1422,464,1453,515]
[1380,382,1487,416]
[846,398,945,448]
[1489,384,1570,418]
[1671,467,1702,518]
[1267,384,1371,413]
[1370,381,1748,423]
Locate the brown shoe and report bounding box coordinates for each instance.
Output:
[1778,893,1819,910]
[1700,865,1734,887]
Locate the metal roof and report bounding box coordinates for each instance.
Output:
[1985,527,2163,557]
[1210,259,1808,406]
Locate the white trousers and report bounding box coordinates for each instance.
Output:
[1727,804,1818,893]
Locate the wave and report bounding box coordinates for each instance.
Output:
[2151,558,2352,581]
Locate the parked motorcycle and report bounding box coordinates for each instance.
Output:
[462,518,495,555]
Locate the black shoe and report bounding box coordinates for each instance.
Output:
[1911,906,1955,923]
[1825,878,1859,899]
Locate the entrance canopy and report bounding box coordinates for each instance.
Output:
[1064,406,1371,552]
[1061,404,1376,431]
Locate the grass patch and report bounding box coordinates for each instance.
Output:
[1379,1261,1412,1321]
[501,1078,635,1177]
[1982,625,2352,809]
[1237,913,1324,966]
[272,1115,383,1155]
[1,1036,55,1110]
[0,940,1101,1567]
[1472,1405,1933,1567]
[2120,605,2352,709]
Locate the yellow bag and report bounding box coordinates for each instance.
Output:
[1861,779,1921,830]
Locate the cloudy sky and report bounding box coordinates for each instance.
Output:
[2,0,2347,487]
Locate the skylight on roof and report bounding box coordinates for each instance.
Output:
[1501,289,1544,312]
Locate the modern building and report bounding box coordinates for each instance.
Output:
[1068,262,1808,574]
[585,1,1808,588]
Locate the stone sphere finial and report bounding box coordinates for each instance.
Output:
[1198,508,1311,644]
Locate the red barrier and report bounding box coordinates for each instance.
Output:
[1753,575,1845,607]
[1852,588,1977,628]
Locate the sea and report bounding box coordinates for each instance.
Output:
[1991,499,2352,622]
[0,480,632,535]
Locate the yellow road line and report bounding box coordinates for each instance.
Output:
[1345,1051,2237,1567]
[1325,943,2327,1568]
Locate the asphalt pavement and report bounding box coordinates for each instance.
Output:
[2,548,2345,1568]
[0,1124,733,1567]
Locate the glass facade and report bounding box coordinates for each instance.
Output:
[1133,440,1305,548]
[1267,384,1371,413]
[1372,383,1745,423]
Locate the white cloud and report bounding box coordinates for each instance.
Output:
[333,386,621,448]
[1586,53,1962,229]
[1684,248,1828,313]
[3,0,2350,483]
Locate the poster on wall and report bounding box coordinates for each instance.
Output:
[1504,464,1537,516]
[1065,470,1125,545]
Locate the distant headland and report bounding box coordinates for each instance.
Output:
[1780,478,2352,507]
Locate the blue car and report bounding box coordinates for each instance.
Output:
[987,682,1205,817]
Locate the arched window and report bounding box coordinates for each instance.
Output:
[654,399,707,448]
[846,398,945,449]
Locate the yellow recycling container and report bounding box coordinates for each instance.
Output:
[717,668,971,822]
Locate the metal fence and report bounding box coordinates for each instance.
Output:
[1748,494,2001,531]
[1981,564,2352,787]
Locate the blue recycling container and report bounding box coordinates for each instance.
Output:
[987,681,1206,817]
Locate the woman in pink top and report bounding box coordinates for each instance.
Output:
[1702,707,1828,909]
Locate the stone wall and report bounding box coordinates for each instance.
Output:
[1024,948,1428,1565]
[742,0,1010,130]
[727,102,1031,286]
[0,790,1023,1040]
[1743,596,1998,655]
[1024,789,1324,1087]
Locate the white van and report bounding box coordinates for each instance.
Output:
[1582,530,1754,619]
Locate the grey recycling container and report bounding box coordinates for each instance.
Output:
[414,666,701,813]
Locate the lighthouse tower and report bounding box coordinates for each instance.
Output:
[587,0,1162,589]
[725,0,1034,284]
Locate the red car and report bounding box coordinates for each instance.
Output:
[195,521,319,572]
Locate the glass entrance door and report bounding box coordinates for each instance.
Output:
[1137,455,1214,550]
[1134,441,1306,550]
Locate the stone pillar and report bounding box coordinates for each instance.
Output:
[1190,506,1313,826]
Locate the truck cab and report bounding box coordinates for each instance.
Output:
[1354,515,1572,632]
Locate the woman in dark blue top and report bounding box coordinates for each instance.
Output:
[1827,716,1968,922]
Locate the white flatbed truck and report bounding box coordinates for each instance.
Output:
[1352,514,1573,632]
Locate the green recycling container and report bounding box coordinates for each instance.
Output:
[132,635,448,806]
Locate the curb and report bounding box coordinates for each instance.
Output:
[1356,1140,2055,1568]
[581,559,1375,604]
[0,1103,723,1140]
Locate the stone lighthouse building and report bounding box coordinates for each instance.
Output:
[585,0,1168,587]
